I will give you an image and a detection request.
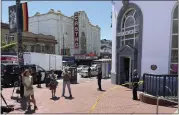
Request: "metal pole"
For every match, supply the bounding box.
[63,34,64,55]
[156,96,160,114]
[16,0,24,98]
[16,0,23,66]
[156,84,159,114]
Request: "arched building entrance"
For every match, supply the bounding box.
[116,2,143,84]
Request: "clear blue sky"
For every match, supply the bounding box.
[2,1,112,40]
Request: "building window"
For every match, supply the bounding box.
[31,45,35,52]
[45,45,50,53]
[4,34,8,44]
[9,35,15,42]
[41,45,45,53]
[170,4,178,74]
[118,8,139,47]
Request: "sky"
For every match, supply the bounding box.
[2,1,112,40]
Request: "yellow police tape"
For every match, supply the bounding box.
[89,80,144,113]
[121,80,144,86]
[1,42,17,49]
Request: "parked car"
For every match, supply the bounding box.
[80,67,98,78]
[1,63,19,86]
[23,64,48,84]
[1,63,49,86]
[77,65,88,72]
[91,64,101,71]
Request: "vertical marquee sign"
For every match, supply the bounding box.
[74,12,79,48]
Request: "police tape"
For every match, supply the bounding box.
[1,42,17,49]
[89,80,144,113]
[121,80,144,86]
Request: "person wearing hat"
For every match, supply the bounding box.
[22,69,38,110]
[62,68,72,98]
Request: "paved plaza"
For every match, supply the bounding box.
[1,76,177,114]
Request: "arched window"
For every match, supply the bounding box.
[119,8,140,47]
[170,4,178,74]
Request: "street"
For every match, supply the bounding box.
[1,76,177,114]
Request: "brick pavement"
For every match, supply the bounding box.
[1,78,177,114]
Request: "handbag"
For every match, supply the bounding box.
[54,80,58,86]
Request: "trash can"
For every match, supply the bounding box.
[69,67,77,84]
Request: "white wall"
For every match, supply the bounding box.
[29,11,101,56]
[112,1,176,75]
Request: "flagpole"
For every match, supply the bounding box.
[16,0,24,98]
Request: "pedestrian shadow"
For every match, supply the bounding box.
[98,89,106,92]
[64,96,74,100]
[70,82,79,84]
[50,96,60,101]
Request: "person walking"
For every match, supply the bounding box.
[22,69,38,110]
[97,68,102,91]
[88,66,91,78]
[37,71,42,88]
[49,70,58,98]
[62,68,73,98]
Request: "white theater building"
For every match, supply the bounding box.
[29,9,101,56]
[111,0,178,85]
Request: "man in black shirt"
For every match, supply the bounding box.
[97,68,102,91]
[88,67,91,78]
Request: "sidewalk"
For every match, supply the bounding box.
[1,79,177,114]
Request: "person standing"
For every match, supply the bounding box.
[97,68,102,91]
[49,70,58,98]
[88,66,91,78]
[37,71,42,88]
[62,68,73,98]
[22,69,38,110]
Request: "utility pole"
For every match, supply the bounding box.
[16,0,23,66]
[16,0,24,98]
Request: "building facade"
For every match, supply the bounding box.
[28,9,101,56]
[1,22,57,54]
[111,1,178,85]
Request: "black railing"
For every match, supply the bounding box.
[143,73,178,99]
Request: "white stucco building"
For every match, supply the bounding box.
[111,0,178,84]
[29,9,101,56]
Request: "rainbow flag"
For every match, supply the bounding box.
[19,2,28,32]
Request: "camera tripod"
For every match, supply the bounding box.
[1,93,14,114]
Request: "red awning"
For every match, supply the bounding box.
[86,52,96,56]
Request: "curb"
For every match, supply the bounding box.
[139,92,178,106]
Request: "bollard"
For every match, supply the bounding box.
[156,96,160,114]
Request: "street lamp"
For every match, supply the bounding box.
[63,32,68,55]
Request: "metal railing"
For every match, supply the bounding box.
[142,73,178,100]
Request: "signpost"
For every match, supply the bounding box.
[16,0,24,66]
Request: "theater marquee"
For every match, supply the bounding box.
[74,12,79,48]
